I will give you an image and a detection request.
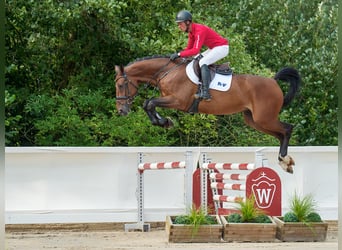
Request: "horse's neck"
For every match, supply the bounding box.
[128,59,171,83]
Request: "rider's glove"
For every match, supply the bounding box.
[170,52,180,61]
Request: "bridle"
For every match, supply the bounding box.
[115,72,139,105]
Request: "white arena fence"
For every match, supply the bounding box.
[5,146,337,224]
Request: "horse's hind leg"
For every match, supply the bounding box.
[243,110,295,173]
[277,122,294,169]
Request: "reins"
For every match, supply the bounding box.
[152,58,188,86]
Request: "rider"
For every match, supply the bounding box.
[170,10,229,101]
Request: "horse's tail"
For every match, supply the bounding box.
[274,67,301,107]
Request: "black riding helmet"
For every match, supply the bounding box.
[175,10,192,23]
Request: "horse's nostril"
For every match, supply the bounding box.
[119,109,128,116]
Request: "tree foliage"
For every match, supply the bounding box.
[5,0,337,146]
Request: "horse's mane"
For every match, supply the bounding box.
[127,55,170,66]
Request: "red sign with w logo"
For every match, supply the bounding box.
[246,167,281,216]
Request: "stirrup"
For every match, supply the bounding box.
[202,93,211,101]
[201,85,211,101]
[194,87,201,99]
[194,91,211,101]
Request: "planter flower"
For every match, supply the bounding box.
[274,192,328,242]
[220,196,276,242]
[166,206,223,243]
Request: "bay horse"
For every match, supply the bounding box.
[115,55,300,173]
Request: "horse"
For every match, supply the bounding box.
[114,55,301,173]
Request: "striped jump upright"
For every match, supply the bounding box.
[200,153,261,215]
[200,150,282,216]
[125,151,193,232]
[201,152,281,216]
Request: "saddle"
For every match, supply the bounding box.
[192,56,232,82]
[187,56,233,114]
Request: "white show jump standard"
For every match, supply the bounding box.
[125,151,194,232]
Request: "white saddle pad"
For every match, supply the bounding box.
[185,61,232,91]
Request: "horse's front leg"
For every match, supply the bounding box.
[143,98,174,128]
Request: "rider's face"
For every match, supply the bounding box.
[177,22,188,32]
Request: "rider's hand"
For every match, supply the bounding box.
[170,53,180,61]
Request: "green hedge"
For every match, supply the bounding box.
[5,0,337,146]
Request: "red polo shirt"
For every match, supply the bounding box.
[179,23,228,57]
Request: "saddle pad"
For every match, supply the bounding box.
[186,61,232,92]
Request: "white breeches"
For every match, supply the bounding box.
[199,45,229,67]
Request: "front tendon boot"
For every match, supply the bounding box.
[199,64,211,101]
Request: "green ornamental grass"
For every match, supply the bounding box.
[284,192,322,223]
[226,195,272,223]
[173,206,217,236]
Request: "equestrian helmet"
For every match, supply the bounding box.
[175,10,192,23]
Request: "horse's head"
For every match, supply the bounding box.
[114,65,139,116]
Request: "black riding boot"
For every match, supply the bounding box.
[198,64,211,101]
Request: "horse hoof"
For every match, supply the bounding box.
[163,117,174,129]
[279,155,295,174]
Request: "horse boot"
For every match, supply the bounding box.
[199,64,211,101]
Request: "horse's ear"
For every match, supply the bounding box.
[114,65,122,74]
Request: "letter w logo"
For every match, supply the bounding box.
[251,182,276,209]
[256,189,272,204]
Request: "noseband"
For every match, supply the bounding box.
[115,73,139,105]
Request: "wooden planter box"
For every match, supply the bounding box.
[273,216,328,242]
[220,215,277,242]
[165,215,223,243]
